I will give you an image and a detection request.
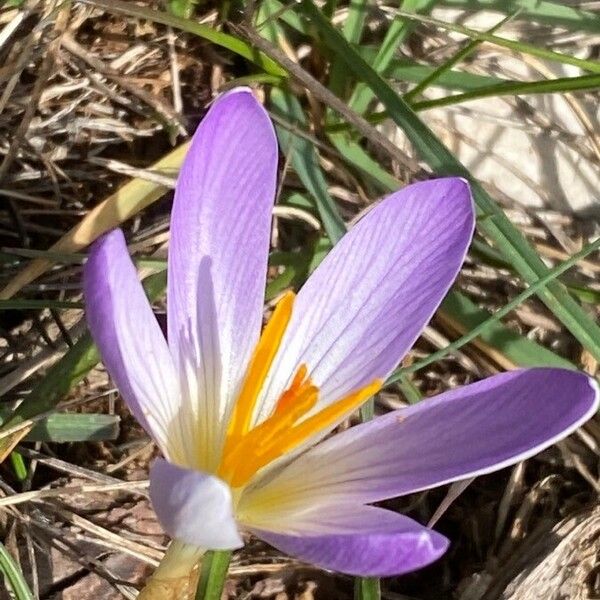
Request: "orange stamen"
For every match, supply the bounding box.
[273,364,309,415]
[225,291,294,442]
[216,290,383,489]
[269,379,382,459]
[219,382,318,484]
[221,377,382,488]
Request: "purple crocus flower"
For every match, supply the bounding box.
[84,88,598,585]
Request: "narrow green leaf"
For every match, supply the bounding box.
[271,88,346,243]
[412,73,600,111]
[355,73,600,126]
[404,11,516,103]
[256,0,308,35]
[354,577,380,600]
[389,236,600,379]
[265,244,317,301]
[0,271,167,459]
[0,542,34,600]
[470,239,598,305]
[396,374,423,404]
[349,0,438,114]
[24,413,120,442]
[10,451,28,482]
[168,0,199,18]
[357,51,504,91]
[301,0,600,362]
[392,10,600,74]
[7,334,100,426]
[0,247,166,269]
[329,134,401,192]
[0,299,83,310]
[565,284,600,305]
[328,0,369,95]
[440,291,574,369]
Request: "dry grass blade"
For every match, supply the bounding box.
[0,480,148,508]
[0,143,189,300]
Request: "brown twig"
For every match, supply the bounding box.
[235,23,422,174]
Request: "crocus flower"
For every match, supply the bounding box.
[84,88,598,593]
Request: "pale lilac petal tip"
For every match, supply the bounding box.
[253,508,449,576]
[168,87,278,412]
[150,459,243,550]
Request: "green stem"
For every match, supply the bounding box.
[354,577,380,600]
[195,550,232,600]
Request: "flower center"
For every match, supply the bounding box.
[217,291,381,488]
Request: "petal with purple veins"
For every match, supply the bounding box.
[167,88,278,468]
[255,178,474,429]
[250,504,448,576]
[245,368,598,506]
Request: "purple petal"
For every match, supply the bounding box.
[257,178,474,419]
[150,459,243,550]
[252,505,448,576]
[247,368,598,505]
[168,88,278,425]
[84,229,183,460]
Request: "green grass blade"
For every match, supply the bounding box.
[357,51,504,91]
[328,0,369,95]
[355,577,381,600]
[266,242,319,300]
[300,0,600,362]
[439,291,574,370]
[80,0,286,77]
[6,334,100,427]
[168,0,199,18]
[10,451,28,482]
[0,299,83,310]
[341,0,368,41]
[271,88,346,243]
[439,0,600,33]
[0,542,34,600]
[412,73,600,110]
[358,73,600,125]
[392,10,600,73]
[256,0,308,35]
[329,134,401,192]
[328,3,432,201]
[389,236,600,379]
[0,271,167,461]
[566,284,600,305]
[1,247,166,269]
[196,551,232,600]
[349,0,437,114]
[404,11,515,103]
